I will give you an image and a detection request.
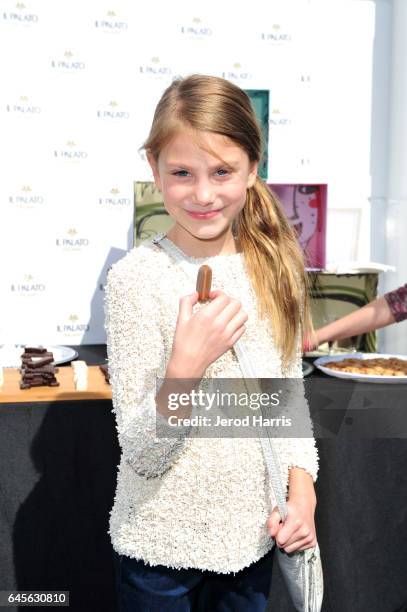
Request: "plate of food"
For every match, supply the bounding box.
[302,360,315,377]
[314,353,407,383]
[0,345,78,367]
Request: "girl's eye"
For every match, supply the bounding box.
[172,168,230,178]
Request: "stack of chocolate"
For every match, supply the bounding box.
[20,347,59,389]
[99,364,110,384]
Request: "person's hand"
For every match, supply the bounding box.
[169,289,248,377]
[302,330,319,353]
[267,499,317,553]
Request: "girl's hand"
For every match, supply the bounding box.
[169,289,248,376]
[267,499,317,553]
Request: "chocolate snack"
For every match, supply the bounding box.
[196,265,212,302]
[19,347,59,390]
[27,356,54,369]
[99,364,110,384]
[24,347,47,354]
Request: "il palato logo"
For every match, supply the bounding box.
[11,274,46,295]
[9,185,45,208]
[139,56,172,77]
[98,187,132,207]
[57,314,90,335]
[260,23,292,43]
[56,229,90,250]
[1,2,38,25]
[179,16,213,39]
[269,108,292,127]
[54,140,88,161]
[221,63,253,82]
[6,95,41,114]
[94,9,128,32]
[51,50,85,72]
[96,100,130,120]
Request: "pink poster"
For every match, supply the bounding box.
[268,184,327,269]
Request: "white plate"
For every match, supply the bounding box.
[302,360,315,377]
[0,345,78,367]
[314,352,407,384]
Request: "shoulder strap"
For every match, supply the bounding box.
[152,232,289,520]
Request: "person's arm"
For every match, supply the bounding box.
[383,283,407,323]
[267,349,319,552]
[312,296,395,349]
[104,260,197,479]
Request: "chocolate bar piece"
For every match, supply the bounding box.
[99,364,110,384]
[22,365,56,374]
[196,265,212,302]
[28,357,54,369]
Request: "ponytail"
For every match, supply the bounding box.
[235,178,312,365]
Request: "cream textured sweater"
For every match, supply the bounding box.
[104,233,319,574]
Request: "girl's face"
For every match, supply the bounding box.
[148,130,258,256]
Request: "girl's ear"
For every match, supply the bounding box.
[146,151,162,191]
[247,161,259,189]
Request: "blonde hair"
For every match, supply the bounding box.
[142,74,312,365]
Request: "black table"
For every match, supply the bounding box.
[1,346,407,612]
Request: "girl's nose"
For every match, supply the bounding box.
[193,178,215,205]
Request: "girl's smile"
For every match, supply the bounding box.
[186,209,221,220]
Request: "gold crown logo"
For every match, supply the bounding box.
[69,314,79,322]
[22,185,32,192]
[24,274,33,282]
[67,228,77,236]
[66,140,76,147]
[272,108,281,114]
[233,62,242,69]
[151,56,160,64]
[192,17,201,24]
[109,100,118,107]
[272,24,280,30]
[107,10,116,17]
[64,50,73,58]
[111,188,119,195]
[16,3,25,10]
[20,95,28,102]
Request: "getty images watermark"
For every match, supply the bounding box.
[154,378,315,439]
[165,387,291,427]
[154,377,407,439]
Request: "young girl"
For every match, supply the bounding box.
[105,74,319,611]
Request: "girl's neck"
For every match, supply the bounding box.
[165,226,241,259]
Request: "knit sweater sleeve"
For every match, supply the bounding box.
[274,345,319,492]
[104,255,191,479]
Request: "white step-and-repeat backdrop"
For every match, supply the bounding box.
[1,0,376,344]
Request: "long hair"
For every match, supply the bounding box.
[142,74,312,365]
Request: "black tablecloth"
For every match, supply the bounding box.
[1,346,407,612]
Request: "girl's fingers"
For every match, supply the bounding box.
[282,536,316,554]
[276,523,303,548]
[213,301,247,334]
[229,324,247,347]
[224,311,248,340]
[277,522,314,550]
[178,292,200,320]
[267,508,282,537]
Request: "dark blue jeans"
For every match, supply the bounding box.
[112,546,275,612]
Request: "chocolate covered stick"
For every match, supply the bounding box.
[196,265,212,302]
